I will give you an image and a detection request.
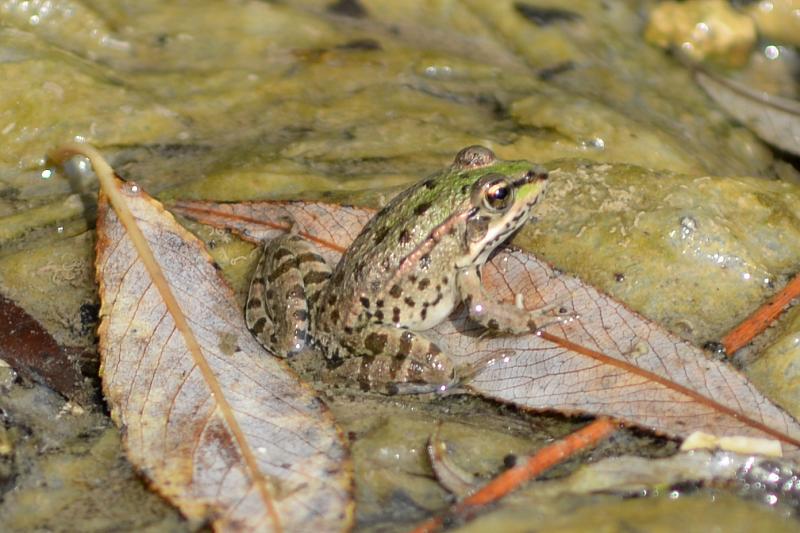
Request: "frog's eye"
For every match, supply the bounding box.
[481,176,514,212]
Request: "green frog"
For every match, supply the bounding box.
[246,146,552,393]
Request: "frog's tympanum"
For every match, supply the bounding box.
[246,146,551,393]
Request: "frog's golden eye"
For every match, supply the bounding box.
[483,177,513,212]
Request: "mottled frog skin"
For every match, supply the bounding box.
[246,146,550,393]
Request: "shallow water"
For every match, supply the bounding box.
[1,1,800,530]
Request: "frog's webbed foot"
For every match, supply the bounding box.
[327,326,459,395]
[457,266,577,335]
[246,233,331,357]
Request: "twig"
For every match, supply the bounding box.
[409,417,617,533]
[721,273,800,355]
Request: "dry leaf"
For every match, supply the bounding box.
[696,70,800,156]
[95,184,352,530]
[0,294,89,404]
[172,200,800,457]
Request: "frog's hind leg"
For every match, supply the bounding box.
[331,327,458,394]
[246,234,331,357]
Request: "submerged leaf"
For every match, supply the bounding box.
[96,185,352,530]
[696,70,800,156]
[0,294,88,403]
[172,200,800,457]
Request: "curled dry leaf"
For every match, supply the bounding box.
[95,182,352,530]
[0,294,88,404]
[695,70,800,156]
[172,200,800,457]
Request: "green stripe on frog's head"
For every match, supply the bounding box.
[454,150,548,267]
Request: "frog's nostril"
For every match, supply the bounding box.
[525,168,548,182]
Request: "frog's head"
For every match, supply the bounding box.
[453,146,548,267]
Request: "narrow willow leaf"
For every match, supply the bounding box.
[0,294,88,403]
[696,70,800,156]
[172,200,800,457]
[91,180,352,530]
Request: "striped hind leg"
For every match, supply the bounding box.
[246,233,331,357]
[326,326,458,394]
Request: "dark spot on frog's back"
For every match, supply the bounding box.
[247,297,262,310]
[414,202,431,216]
[398,229,411,244]
[373,224,390,245]
[389,284,402,298]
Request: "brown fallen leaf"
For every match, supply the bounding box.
[171,199,800,457]
[695,70,800,156]
[54,147,353,532]
[0,294,89,404]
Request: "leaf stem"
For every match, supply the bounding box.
[721,273,800,355]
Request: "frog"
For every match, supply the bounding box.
[245,145,554,394]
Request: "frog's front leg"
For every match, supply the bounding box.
[329,326,459,394]
[456,266,570,334]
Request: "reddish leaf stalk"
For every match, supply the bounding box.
[171,202,348,253]
[410,417,617,533]
[721,273,800,355]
